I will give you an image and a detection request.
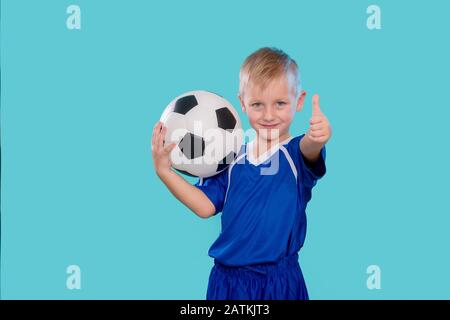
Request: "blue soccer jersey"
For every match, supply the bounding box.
[194,134,326,267]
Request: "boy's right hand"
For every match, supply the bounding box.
[151,121,177,177]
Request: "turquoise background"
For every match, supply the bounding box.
[1,0,449,299]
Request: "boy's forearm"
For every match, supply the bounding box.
[157,169,215,219]
[300,135,324,163]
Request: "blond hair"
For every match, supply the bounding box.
[239,47,300,99]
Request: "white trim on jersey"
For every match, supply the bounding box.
[224,152,246,203]
[198,177,204,186]
[279,145,298,182]
[246,136,294,166]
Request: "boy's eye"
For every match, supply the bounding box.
[276,101,286,107]
[251,103,262,108]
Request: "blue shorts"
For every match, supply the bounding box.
[206,254,309,300]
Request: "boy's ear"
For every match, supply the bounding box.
[238,94,246,113]
[296,90,307,112]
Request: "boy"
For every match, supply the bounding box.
[151,47,332,299]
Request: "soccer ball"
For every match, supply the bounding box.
[160,90,243,178]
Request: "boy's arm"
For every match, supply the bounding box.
[300,135,323,163]
[151,121,215,219]
[157,170,215,219]
[300,94,332,163]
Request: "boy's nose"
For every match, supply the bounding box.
[263,108,275,121]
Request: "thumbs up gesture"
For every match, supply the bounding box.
[306,94,332,146]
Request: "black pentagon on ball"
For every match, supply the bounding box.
[174,95,198,115]
[216,107,236,132]
[217,151,236,172]
[178,132,205,159]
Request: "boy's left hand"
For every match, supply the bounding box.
[306,94,332,146]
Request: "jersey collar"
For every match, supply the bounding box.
[246,135,293,166]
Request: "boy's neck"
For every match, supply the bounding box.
[254,132,292,158]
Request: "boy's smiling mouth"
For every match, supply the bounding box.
[260,123,280,129]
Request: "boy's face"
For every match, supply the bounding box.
[239,73,306,143]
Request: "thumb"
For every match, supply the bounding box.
[312,94,321,115]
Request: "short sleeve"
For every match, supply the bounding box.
[193,168,229,215]
[289,134,327,189]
